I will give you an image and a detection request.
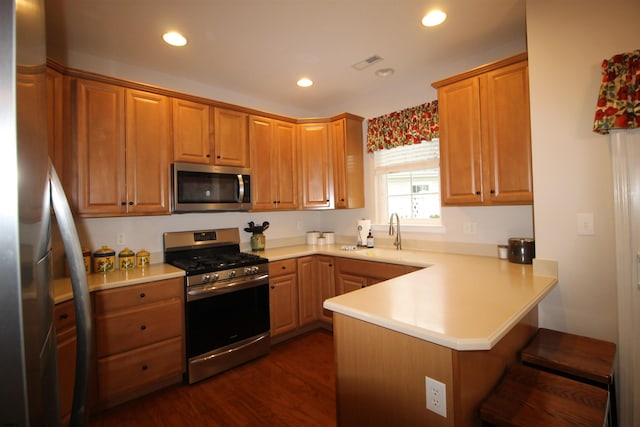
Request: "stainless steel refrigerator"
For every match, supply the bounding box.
[0,0,92,425]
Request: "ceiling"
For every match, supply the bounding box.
[45,0,527,118]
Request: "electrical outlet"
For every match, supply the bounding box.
[426,376,447,417]
[116,232,126,245]
[463,222,477,234]
[297,221,304,232]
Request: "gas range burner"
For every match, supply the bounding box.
[172,252,267,275]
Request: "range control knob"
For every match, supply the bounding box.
[244,266,259,275]
[203,274,211,283]
[228,270,237,279]
[211,273,219,282]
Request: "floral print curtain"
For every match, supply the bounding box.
[593,50,640,134]
[366,101,439,152]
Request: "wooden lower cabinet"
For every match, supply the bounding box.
[316,256,336,323]
[335,257,414,294]
[297,256,318,327]
[269,259,299,337]
[55,299,77,426]
[93,277,185,409]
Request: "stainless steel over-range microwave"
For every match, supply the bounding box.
[171,162,252,212]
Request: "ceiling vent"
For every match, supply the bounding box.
[352,55,384,71]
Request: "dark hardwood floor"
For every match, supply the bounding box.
[88,330,337,427]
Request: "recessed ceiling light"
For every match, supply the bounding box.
[162,31,187,47]
[375,68,395,78]
[297,78,313,88]
[421,10,447,27]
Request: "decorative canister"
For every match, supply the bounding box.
[93,246,115,273]
[136,249,150,268]
[118,247,135,270]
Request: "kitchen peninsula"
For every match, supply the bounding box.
[314,246,557,427]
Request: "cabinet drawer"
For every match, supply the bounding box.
[269,258,297,277]
[97,336,183,403]
[96,298,183,357]
[335,258,406,280]
[55,299,76,332]
[94,277,183,313]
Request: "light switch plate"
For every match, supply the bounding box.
[577,213,595,235]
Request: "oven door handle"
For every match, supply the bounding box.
[187,274,269,301]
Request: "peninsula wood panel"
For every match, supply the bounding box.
[334,314,454,426]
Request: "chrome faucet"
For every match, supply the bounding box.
[388,213,401,250]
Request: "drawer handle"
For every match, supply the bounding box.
[140,325,147,331]
[139,292,146,298]
[281,266,286,270]
[142,364,148,371]
[59,313,69,320]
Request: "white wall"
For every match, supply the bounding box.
[526,0,639,341]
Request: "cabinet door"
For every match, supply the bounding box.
[249,116,276,209]
[299,123,333,209]
[273,120,298,210]
[172,98,212,163]
[317,255,335,323]
[297,256,318,326]
[337,273,366,295]
[269,273,299,336]
[482,61,533,204]
[75,79,126,215]
[214,107,249,167]
[331,117,364,209]
[438,77,484,205]
[125,89,171,214]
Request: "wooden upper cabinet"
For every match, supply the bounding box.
[433,53,532,206]
[482,61,533,204]
[249,116,298,210]
[172,98,211,164]
[74,79,171,216]
[125,89,171,214]
[75,79,126,216]
[331,116,364,209]
[299,123,333,209]
[213,107,249,167]
[437,76,483,205]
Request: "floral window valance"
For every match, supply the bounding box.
[593,49,640,134]
[366,101,439,152]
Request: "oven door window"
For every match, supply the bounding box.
[186,284,270,358]
[177,171,241,204]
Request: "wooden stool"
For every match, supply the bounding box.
[520,328,617,426]
[479,363,609,426]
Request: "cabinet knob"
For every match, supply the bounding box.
[490,189,495,194]
[329,264,333,267]
[128,201,134,206]
[59,313,69,320]
[216,155,221,159]
[121,201,126,206]
[206,154,211,158]
[326,199,330,202]
[140,325,147,331]
[475,191,481,195]
[142,364,148,371]
[139,292,146,298]
[270,285,275,289]
[281,266,286,270]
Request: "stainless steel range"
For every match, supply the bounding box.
[163,228,270,384]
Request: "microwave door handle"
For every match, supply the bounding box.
[237,174,245,203]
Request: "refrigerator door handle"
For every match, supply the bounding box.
[49,161,92,427]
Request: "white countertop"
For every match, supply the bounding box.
[54,244,557,353]
[258,244,557,352]
[53,263,185,303]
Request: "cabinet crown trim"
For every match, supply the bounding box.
[431,52,528,89]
